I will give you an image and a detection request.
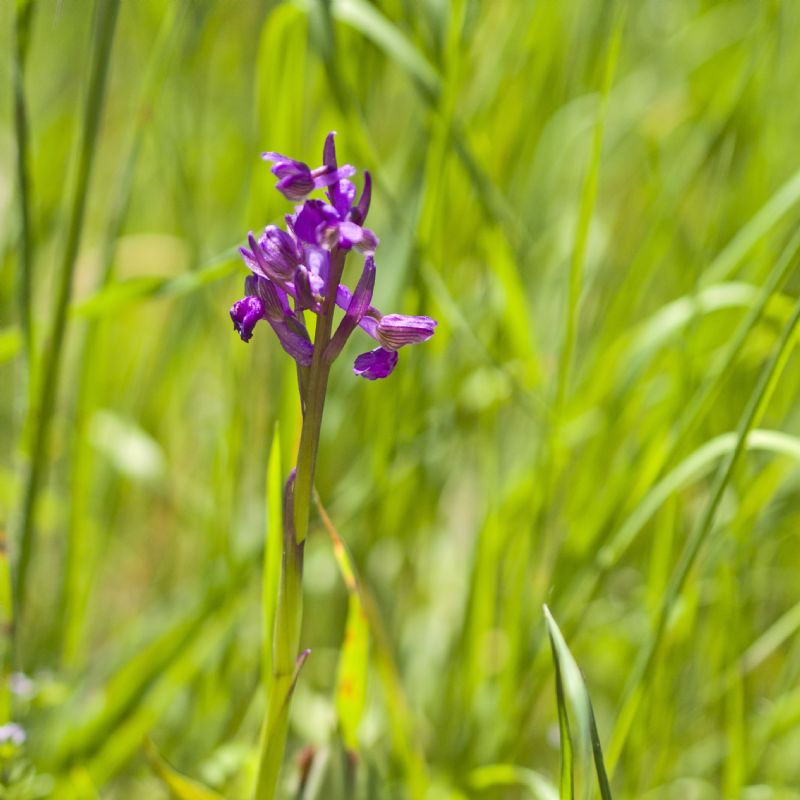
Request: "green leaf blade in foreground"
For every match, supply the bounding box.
[544,605,613,800]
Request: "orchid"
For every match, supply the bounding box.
[233,134,436,800]
[230,132,436,380]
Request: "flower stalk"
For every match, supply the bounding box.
[292,248,345,546]
[233,133,436,798]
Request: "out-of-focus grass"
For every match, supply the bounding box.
[3,0,800,797]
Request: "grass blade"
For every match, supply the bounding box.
[544,605,613,800]
[145,739,224,800]
[608,292,800,773]
[15,0,121,620]
[468,764,558,800]
[262,424,284,691]
[11,0,35,360]
[554,9,624,414]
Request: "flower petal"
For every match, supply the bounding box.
[249,274,293,320]
[351,170,372,224]
[293,266,320,312]
[326,257,376,361]
[259,225,302,281]
[269,317,314,366]
[331,178,357,218]
[354,227,379,255]
[230,295,266,342]
[376,314,437,350]
[323,132,337,170]
[336,220,364,250]
[261,153,316,200]
[353,347,399,380]
[292,200,339,245]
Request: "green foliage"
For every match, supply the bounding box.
[3,0,800,797]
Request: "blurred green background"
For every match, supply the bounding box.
[3,0,800,797]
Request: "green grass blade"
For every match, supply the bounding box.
[702,167,800,286]
[330,0,440,99]
[468,764,558,800]
[544,605,613,800]
[608,292,800,773]
[15,0,121,620]
[145,739,224,800]
[327,516,369,753]
[262,424,283,690]
[554,9,624,414]
[11,0,35,361]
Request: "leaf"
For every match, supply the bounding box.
[702,166,800,286]
[335,587,369,751]
[145,739,224,800]
[330,0,440,99]
[544,606,613,800]
[262,424,283,690]
[468,764,558,800]
[323,499,369,751]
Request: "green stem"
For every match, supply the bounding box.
[12,0,35,359]
[15,0,121,624]
[292,249,346,545]
[254,498,305,800]
[253,248,347,798]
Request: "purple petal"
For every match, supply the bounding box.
[292,200,339,245]
[260,225,302,280]
[269,318,314,366]
[376,314,437,350]
[305,246,330,288]
[261,153,317,200]
[230,295,266,342]
[323,132,337,170]
[310,164,356,192]
[336,283,380,339]
[326,257,376,361]
[250,275,293,320]
[331,178,357,218]
[337,220,365,250]
[293,266,319,312]
[276,173,315,201]
[353,347,399,380]
[351,171,372,224]
[354,227,378,255]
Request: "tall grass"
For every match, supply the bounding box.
[2,0,800,797]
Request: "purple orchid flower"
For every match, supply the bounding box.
[230,132,436,380]
[286,134,378,254]
[230,275,313,366]
[262,137,355,202]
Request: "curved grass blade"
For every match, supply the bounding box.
[607,293,800,774]
[331,531,369,753]
[544,606,612,800]
[145,739,224,800]
[468,764,558,800]
[330,0,440,100]
[544,606,611,800]
[702,167,800,286]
